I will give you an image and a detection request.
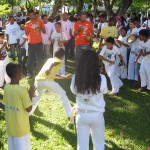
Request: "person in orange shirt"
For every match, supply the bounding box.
[25,10,46,78]
[74,12,93,65]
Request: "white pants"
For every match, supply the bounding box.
[76,112,105,150]
[128,52,138,81]
[140,61,150,90]
[30,80,72,117]
[105,64,123,94]
[116,54,127,79]
[0,65,11,87]
[8,134,31,150]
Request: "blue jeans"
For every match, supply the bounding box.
[10,43,19,60]
[27,42,44,75]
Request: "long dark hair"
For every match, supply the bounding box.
[75,50,101,94]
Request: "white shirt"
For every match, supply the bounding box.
[17,29,25,48]
[139,39,150,63]
[62,20,73,40]
[42,22,55,45]
[5,23,20,44]
[100,45,121,66]
[118,35,128,56]
[70,74,107,112]
[98,22,108,30]
[51,31,68,54]
[143,20,150,28]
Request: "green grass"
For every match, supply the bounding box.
[0,59,150,150]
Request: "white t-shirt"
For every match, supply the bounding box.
[143,20,150,28]
[42,22,55,45]
[98,22,108,30]
[118,35,128,56]
[51,31,68,54]
[139,39,150,63]
[62,20,73,40]
[5,23,20,44]
[100,45,121,66]
[17,29,25,48]
[70,74,107,112]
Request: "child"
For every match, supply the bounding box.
[127,19,142,83]
[17,23,28,66]
[0,32,10,87]
[50,22,68,75]
[116,26,129,79]
[5,16,20,61]
[134,29,150,91]
[70,50,108,150]
[2,62,34,150]
[30,48,72,119]
[99,37,127,95]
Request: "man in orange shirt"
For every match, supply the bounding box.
[25,10,46,78]
[74,12,93,64]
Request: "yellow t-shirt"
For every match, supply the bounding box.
[3,84,32,137]
[100,26,118,39]
[36,57,62,81]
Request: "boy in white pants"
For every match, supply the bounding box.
[99,37,127,95]
[0,32,11,87]
[30,48,72,119]
[3,63,34,150]
[134,29,150,91]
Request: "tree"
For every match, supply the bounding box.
[103,0,133,17]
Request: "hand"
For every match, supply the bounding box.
[65,74,73,79]
[134,59,138,64]
[124,63,127,68]
[116,40,122,45]
[142,52,148,57]
[109,61,115,65]
[50,39,55,43]
[78,26,85,32]
[28,86,36,99]
[135,53,138,56]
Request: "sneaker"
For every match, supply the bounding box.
[139,86,147,92]
[26,74,32,79]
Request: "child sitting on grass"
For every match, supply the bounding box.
[30,48,72,121]
[2,62,35,150]
[99,37,127,95]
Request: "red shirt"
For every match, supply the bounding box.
[74,20,93,46]
[25,19,45,44]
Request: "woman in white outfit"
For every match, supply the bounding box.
[70,50,108,150]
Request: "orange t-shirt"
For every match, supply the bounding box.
[25,19,45,44]
[74,20,93,46]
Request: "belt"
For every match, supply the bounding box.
[78,109,98,113]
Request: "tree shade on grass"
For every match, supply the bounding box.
[0,59,150,150]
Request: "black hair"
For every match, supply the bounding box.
[75,50,101,94]
[0,32,4,37]
[106,37,115,44]
[41,14,47,20]
[148,14,150,18]
[108,17,115,22]
[139,29,149,38]
[35,11,39,15]
[27,9,35,15]
[132,12,136,16]
[55,22,61,26]
[134,17,141,23]
[119,26,127,33]
[99,13,107,19]
[6,63,22,78]
[127,13,130,17]
[80,12,87,16]
[9,15,14,20]
[54,48,65,58]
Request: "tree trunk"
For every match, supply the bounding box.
[104,0,133,17]
[103,0,115,17]
[76,0,84,14]
[93,0,98,17]
[116,0,133,16]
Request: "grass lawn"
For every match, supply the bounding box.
[0,59,150,150]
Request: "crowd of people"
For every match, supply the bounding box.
[0,10,150,150]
